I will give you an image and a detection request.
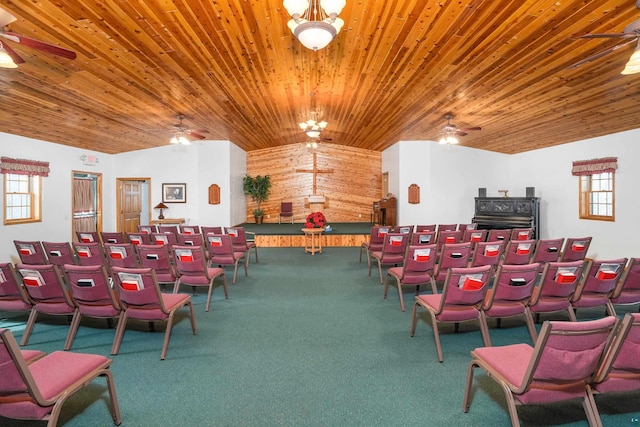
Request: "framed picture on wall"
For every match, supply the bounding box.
[162,183,187,203]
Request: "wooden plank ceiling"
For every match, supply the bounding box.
[1,0,639,155]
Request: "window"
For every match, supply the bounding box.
[579,171,614,221]
[4,173,42,224]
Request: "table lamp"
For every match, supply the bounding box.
[154,202,168,219]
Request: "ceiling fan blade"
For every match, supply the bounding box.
[0,7,16,27]
[578,33,637,39]
[187,131,207,140]
[1,41,25,64]
[4,32,77,59]
[567,37,638,69]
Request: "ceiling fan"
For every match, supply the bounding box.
[0,6,77,68]
[437,114,481,144]
[169,115,209,145]
[568,4,640,74]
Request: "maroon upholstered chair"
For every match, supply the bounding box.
[135,244,177,290]
[486,228,511,243]
[410,230,436,246]
[16,263,77,347]
[571,258,627,317]
[510,227,534,241]
[126,232,152,246]
[72,241,106,267]
[410,265,493,362]
[559,236,592,262]
[468,240,505,269]
[369,232,410,283]
[531,237,564,266]
[179,224,201,235]
[383,244,437,312]
[481,263,541,345]
[75,231,99,244]
[501,239,536,266]
[415,224,436,232]
[111,266,197,359]
[0,328,122,426]
[104,243,140,273]
[359,225,389,266]
[207,234,247,285]
[13,240,48,265]
[433,242,473,283]
[608,258,640,316]
[62,263,123,350]
[527,260,586,337]
[463,316,618,427]
[279,202,294,224]
[41,241,77,266]
[0,262,34,316]
[225,226,259,263]
[173,244,228,310]
[100,231,127,244]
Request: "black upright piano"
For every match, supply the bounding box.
[471,196,540,239]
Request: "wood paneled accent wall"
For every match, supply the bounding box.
[246,143,381,223]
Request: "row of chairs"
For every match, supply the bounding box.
[463,312,640,426]
[0,258,204,360]
[405,256,639,360]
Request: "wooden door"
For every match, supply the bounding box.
[120,180,143,233]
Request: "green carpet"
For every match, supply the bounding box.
[1,248,638,426]
[238,222,372,235]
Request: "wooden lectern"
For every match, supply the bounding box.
[372,197,396,227]
[307,194,326,213]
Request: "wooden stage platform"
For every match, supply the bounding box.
[240,222,371,248]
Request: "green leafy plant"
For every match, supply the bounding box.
[243,174,271,219]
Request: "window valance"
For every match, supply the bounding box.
[571,157,617,176]
[0,157,50,177]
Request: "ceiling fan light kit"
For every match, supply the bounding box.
[284,0,346,50]
[437,114,481,145]
[0,41,16,68]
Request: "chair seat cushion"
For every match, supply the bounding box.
[472,343,533,388]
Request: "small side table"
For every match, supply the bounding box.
[302,228,324,255]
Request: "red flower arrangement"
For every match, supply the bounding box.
[305,211,327,229]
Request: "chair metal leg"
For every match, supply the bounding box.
[20,309,39,346]
[64,310,82,351]
[462,360,479,412]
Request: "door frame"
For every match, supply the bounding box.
[116,177,151,231]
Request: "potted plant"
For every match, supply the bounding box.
[243,174,271,224]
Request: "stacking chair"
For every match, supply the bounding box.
[433,242,474,283]
[481,263,541,345]
[279,202,294,224]
[0,328,121,426]
[75,231,99,243]
[100,231,126,244]
[437,223,457,233]
[608,258,640,315]
[394,225,414,235]
[104,242,140,272]
[41,241,76,266]
[486,228,511,242]
[173,245,228,311]
[177,232,204,247]
[410,265,493,362]
[207,234,248,285]
[559,236,592,262]
[461,229,487,244]
[369,232,410,283]
[157,225,178,236]
[591,313,640,411]
[571,258,627,317]
[226,226,259,263]
[179,225,201,235]
[415,224,436,232]
[462,316,618,427]
[62,264,123,350]
[14,240,48,265]
[201,226,224,236]
[501,239,536,266]
[531,237,564,266]
[126,231,151,246]
[411,230,436,246]
[72,241,106,267]
[0,262,34,316]
[458,223,476,232]
[527,260,586,331]
[510,227,533,241]
[151,231,178,248]
[111,266,197,360]
[138,224,158,234]
[136,244,177,290]
[467,240,505,269]
[435,230,462,256]
[383,244,437,311]
[359,225,389,266]
[16,264,77,347]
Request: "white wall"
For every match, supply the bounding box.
[0,134,245,262]
[0,133,113,262]
[385,130,640,259]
